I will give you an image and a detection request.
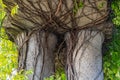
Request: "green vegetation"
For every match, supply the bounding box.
[44,69,66,80]
[112,0,120,25]
[73,0,83,13]
[103,1,120,80]
[104,26,120,80]
[0,0,120,80]
[0,29,17,79]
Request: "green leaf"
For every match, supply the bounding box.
[11,5,19,17]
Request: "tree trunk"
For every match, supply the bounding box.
[65,29,104,80]
[16,31,57,80]
[2,0,113,80]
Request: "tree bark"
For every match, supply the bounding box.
[65,29,104,80]
[16,31,57,80]
[2,0,113,80]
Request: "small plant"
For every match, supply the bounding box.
[44,68,66,80]
[73,0,83,14]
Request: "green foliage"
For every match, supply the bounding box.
[0,1,29,80]
[12,69,33,80]
[112,0,120,25]
[104,27,120,80]
[0,1,17,79]
[44,68,66,80]
[0,20,30,80]
[73,0,83,14]
[0,0,6,9]
[103,0,120,80]
[11,5,19,17]
[0,29,18,80]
